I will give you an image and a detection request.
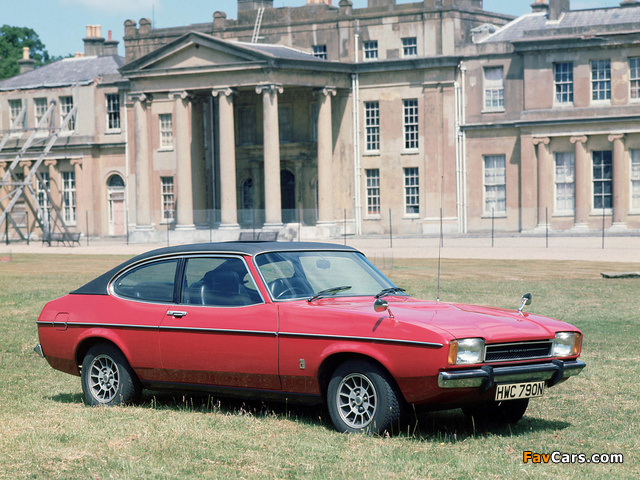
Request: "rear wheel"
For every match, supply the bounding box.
[81,343,141,406]
[462,398,529,425]
[327,360,401,434]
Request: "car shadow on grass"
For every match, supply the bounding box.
[48,392,85,404]
[135,390,570,439]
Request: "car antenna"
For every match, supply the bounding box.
[436,175,444,302]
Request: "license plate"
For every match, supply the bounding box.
[495,381,544,401]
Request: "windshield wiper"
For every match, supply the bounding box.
[308,285,352,302]
[375,287,406,299]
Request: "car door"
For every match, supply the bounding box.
[159,255,280,390]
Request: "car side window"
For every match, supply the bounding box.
[113,259,178,303]
[181,257,262,307]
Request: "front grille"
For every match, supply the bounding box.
[485,341,552,363]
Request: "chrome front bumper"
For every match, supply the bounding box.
[34,344,45,358]
[438,359,586,390]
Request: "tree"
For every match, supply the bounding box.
[0,25,56,80]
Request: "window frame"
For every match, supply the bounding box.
[36,171,51,222]
[631,149,640,212]
[592,150,613,211]
[483,154,507,216]
[59,96,75,132]
[363,40,378,61]
[630,57,640,101]
[483,66,505,112]
[312,45,327,60]
[402,99,419,151]
[365,168,381,217]
[34,97,48,131]
[106,93,121,132]
[364,101,380,153]
[553,62,574,106]
[403,167,420,216]
[161,176,175,223]
[591,59,611,103]
[159,113,174,150]
[62,171,77,224]
[402,37,417,57]
[554,152,575,215]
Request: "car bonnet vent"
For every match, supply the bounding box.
[485,341,552,363]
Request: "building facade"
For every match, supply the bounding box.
[1,0,639,242]
[0,26,127,238]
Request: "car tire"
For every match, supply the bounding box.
[462,398,529,425]
[327,360,401,434]
[81,343,142,406]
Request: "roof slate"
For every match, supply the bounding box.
[0,55,125,91]
[484,5,640,43]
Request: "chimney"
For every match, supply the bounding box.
[531,0,549,13]
[84,25,106,56]
[213,11,227,31]
[18,47,36,74]
[102,29,119,56]
[549,0,569,20]
[238,0,274,12]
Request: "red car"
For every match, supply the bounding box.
[35,242,585,434]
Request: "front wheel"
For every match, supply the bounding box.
[327,360,401,434]
[81,343,141,406]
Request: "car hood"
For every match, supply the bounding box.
[303,296,575,343]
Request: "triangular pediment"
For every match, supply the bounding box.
[120,32,269,74]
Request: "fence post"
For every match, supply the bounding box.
[5,213,9,245]
[344,208,347,246]
[491,208,495,248]
[545,207,548,249]
[602,207,606,249]
[389,208,393,248]
[26,211,30,246]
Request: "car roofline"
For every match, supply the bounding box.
[70,242,361,296]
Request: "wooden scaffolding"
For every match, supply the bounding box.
[0,99,78,245]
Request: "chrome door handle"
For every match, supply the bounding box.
[167,311,187,318]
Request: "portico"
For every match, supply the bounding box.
[121,32,349,241]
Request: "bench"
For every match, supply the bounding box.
[42,231,82,246]
[238,231,278,242]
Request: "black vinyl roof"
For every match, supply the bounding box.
[71,241,359,295]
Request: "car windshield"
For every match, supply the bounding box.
[255,250,400,300]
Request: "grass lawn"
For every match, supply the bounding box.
[0,254,638,479]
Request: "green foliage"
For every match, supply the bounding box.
[0,25,56,80]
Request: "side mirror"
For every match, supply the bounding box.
[374,298,389,313]
[518,293,532,313]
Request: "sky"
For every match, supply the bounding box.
[2,0,624,59]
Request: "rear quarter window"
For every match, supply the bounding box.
[113,259,178,303]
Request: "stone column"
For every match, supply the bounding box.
[132,93,152,229]
[43,159,57,229]
[570,135,589,230]
[257,84,283,227]
[316,87,336,225]
[190,100,207,226]
[170,91,195,230]
[608,133,627,230]
[533,137,551,232]
[70,159,83,229]
[212,87,239,229]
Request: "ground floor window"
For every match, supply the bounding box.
[161,176,175,222]
[36,172,51,222]
[592,150,612,210]
[403,167,419,215]
[365,169,380,216]
[554,152,575,214]
[62,171,76,224]
[631,150,640,210]
[483,154,506,215]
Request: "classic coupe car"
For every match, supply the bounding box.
[35,242,585,434]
